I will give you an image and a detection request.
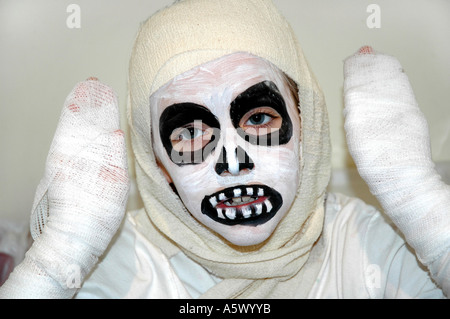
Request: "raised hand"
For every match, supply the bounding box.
[343,46,449,296]
[0,78,129,298]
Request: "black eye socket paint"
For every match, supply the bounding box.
[230,81,293,146]
[159,103,220,165]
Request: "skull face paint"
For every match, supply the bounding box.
[150,52,301,246]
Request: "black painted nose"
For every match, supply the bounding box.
[215,146,254,176]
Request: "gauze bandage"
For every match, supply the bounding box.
[128,0,331,298]
[344,47,450,296]
[0,79,129,298]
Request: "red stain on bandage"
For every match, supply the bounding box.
[358,46,374,55]
[99,166,128,184]
[113,130,124,137]
[68,103,80,113]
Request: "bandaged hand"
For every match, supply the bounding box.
[343,46,450,296]
[0,78,129,298]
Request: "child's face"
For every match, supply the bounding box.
[150,53,301,246]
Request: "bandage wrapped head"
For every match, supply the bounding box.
[128,0,331,297]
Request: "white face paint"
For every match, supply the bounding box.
[150,52,301,246]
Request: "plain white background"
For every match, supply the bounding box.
[1,0,449,221]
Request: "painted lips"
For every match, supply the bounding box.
[201,184,282,226]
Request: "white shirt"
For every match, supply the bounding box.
[75,193,444,299]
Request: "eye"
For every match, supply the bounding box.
[246,113,272,126]
[239,107,282,135]
[170,121,215,153]
[177,127,204,140]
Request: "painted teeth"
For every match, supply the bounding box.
[209,186,274,221]
[242,206,252,218]
[215,199,273,221]
[265,200,272,213]
[225,208,236,220]
[209,197,218,207]
[257,188,264,197]
[217,209,226,219]
[255,203,263,216]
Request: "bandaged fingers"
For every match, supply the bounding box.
[343,47,450,275]
[30,128,128,294]
[31,78,129,245]
[343,46,433,183]
[1,78,129,298]
[47,128,128,218]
